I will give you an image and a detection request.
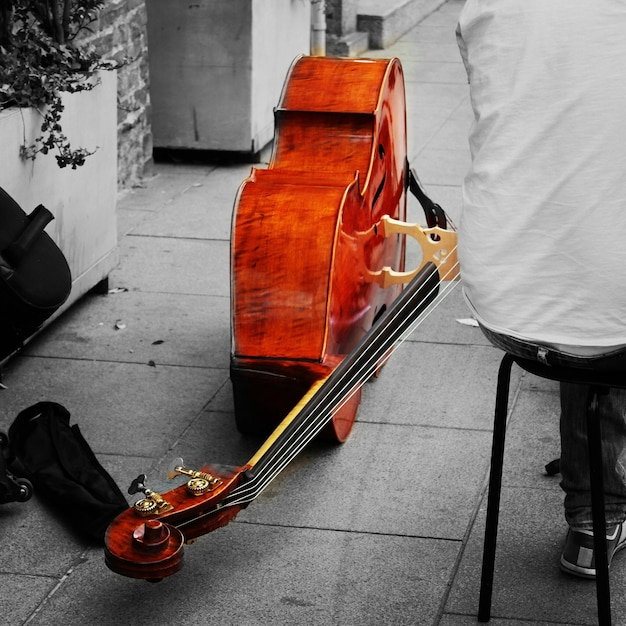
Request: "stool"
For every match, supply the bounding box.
[478,350,626,625]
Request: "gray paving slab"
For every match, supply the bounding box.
[0,356,229,458]
[403,80,468,109]
[401,58,469,87]
[247,423,489,539]
[408,108,457,162]
[409,109,471,157]
[151,413,260,477]
[401,20,461,44]
[520,367,564,393]
[425,106,474,154]
[115,164,216,236]
[502,388,562,490]
[110,236,230,297]
[130,162,216,203]
[130,163,252,241]
[22,290,230,369]
[0,574,57,626]
[402,286,488,346]
[137,332,496,546]
[381,38,464,64]
[0,497,86,578]
[26,525,459,626]
[360,341,518,431]
[169,413,491,540]
[445,486,626,624]
[412,146,472,187]
[440,617,580,626]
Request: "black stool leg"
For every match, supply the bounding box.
[587,387,612,626]
[478,353,515,622]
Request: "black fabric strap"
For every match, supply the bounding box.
[406,163,447,229]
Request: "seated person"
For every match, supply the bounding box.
[456,0,626,578]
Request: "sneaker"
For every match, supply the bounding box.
[560,522,626,579]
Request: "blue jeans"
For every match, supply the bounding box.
[560,383,626,529]
[479,325,626,530]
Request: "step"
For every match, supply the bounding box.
[327,29,370,57]
[358,0,448,49]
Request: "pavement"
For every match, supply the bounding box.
[0,1,622,625]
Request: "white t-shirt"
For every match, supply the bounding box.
[456,0,626,353]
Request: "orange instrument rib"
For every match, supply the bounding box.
[230,55,409,442]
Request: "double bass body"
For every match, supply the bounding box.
[103,56,456,582]
[230,56,409,442]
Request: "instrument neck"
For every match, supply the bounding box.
[223,262,441,509]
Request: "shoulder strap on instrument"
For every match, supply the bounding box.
[406,163,448,230]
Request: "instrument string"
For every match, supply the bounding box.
[221,253,461,510]
[225,212,459,495]
[235,224,460,481]
[174,229,462,537]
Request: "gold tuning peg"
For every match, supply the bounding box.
[128,473,172,517]
[166,458,222,496]
[166,457,188,480]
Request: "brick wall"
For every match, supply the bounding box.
[83,0,153,190]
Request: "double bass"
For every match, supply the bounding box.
[104,56,458,580]
[231,54,453,441]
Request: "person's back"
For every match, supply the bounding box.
[456,0,626,581]
[456,0,626,353]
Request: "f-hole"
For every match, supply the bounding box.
[372,144,387,209]
[372,174,386,208]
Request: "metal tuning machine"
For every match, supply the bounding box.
[166,457,222,497]
[128,473,173,517]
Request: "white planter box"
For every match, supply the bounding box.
[0,70,119,319]
[146,0,311,154]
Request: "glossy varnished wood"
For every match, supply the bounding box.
[103,57,454,581]
[231,56,408,440]
[103,260,443,581]
[104,465,247,580]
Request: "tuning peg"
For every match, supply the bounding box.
[166,457,187,480]
[165,458,222,496]
[127,473,172,517]
[128,473,148,496]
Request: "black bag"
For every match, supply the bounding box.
[8,402,128,543]
[0,187,72,358]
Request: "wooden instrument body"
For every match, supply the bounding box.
[230,56,408,441]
